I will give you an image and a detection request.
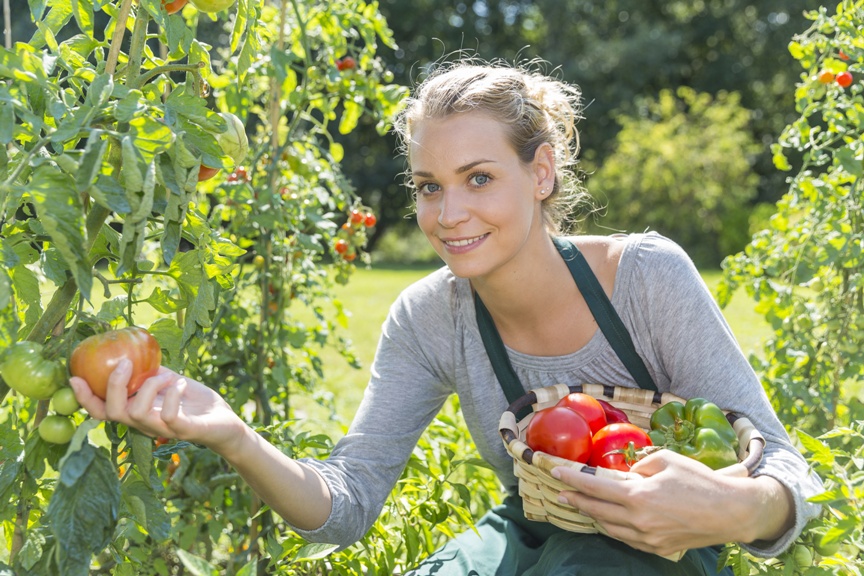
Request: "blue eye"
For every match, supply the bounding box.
[418,182,441,195]
[470,173,490,186]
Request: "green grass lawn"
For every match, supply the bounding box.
[306,265,771,429]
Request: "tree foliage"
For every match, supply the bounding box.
[588,87,760,266]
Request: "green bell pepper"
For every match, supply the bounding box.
[648,398,739,470]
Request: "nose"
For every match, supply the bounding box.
[437,189,470,228]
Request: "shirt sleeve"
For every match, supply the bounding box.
[625,233,823,558]
[288,273,455,547]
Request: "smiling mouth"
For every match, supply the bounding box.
[442,234,488,248]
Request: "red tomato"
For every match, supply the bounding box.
[334,239,349,254]
[350,209,364,224]
[836,71,854,88]
[597,399,630,424]
[555,393,607,434]
[69,327,162,400]
[839,50,850,61]
[364,212,377,227]
[588,423,652,471]
[336,56,357,71]
[525,406,593,463]
[198,165,220,181]
[162,0,187,13]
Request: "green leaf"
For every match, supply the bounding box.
[290,543,339,562]
[121,475,171,542]
[76,130,107,193]
[835,145,863,177]
[797,428,835,466]
[27,166,92,300]
[47,444,120,576]
[129,428,153,481]
[92,174,132,213]
[87,73,113,107]
[175,549,219,576]
[339,98,363,135]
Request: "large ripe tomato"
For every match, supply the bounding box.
[69,327,162,400]
[525,406,593,463]
[555,392,607,434]
[588,423,652,471]
[0,341,65,400]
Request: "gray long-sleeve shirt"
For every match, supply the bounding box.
[294,232,822,557]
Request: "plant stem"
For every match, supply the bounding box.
[131,62,204,90]
[106,0,135,76]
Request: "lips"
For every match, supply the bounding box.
[442,234,488,248]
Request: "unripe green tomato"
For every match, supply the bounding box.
[51,387,80,415]
[188,0,235,13]
[216,112,248,164]
[39,415,76,444]
[813,538,841,557]
[0,341,65,400]
[792,543,813,568]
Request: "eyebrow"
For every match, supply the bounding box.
[412,159,496,179]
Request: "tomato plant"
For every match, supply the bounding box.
[69,327,162,400]
[588,423,652,471]
[0,341,65,400]
[555,392,607,434]
[525,406,593,463]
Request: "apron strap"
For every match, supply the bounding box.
[475,236,658,413]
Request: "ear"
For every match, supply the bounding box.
[531,143,555,199]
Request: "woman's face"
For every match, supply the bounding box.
[409,112,551,280]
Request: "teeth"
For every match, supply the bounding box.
[444,236,483,247]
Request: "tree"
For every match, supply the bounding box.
[587,87,760,267]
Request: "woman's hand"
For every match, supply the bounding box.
[552,449,793,557]
[69,359,246,455]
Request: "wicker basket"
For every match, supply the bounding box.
[498,383,766,562]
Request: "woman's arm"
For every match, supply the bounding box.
[70,359,332,531]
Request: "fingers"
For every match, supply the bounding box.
[104,358,134,421]
[69,376,107,420]
[160,377,187,428]
[126,371,176,422]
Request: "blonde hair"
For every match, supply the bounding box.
[394,59,589,233]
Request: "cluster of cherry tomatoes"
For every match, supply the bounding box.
[333,208,376,261]
[225,166,250,184]
[817,50,855,88]
[524,392,652,472]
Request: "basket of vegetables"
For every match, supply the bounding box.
[498,383,765,561]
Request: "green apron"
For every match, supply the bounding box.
[407,495,731,575]
[408,237,732,574]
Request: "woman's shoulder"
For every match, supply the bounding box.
[388,265,468,321]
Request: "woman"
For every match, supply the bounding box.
[70,60,822,575]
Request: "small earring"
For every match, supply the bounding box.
[540,188,547,196]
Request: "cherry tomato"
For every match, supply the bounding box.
[364,212,377,227]
[839,50,850,61]
[69,327,162,400]
[818,70,835,84]
[334,239,349,254]
[336,56,357,71]
[555,393,607,434]
[350,210,364,224]
[588,423,652,471]
[162,0,187,13]
[836,71,854,88]
[525,406,593,463]
[343,251,357,262]
[51,387,81,415]
[253,254,265,269]
[39,415,76,444]
[198,165,220,181]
